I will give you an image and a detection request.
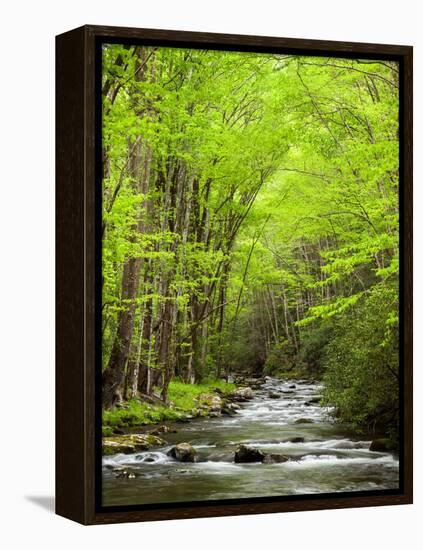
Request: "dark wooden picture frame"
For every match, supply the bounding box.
[56,24,413,525]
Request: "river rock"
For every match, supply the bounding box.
[168,442,197,462]
[113,467,139,479]
[244,378,265,388]
[197,393,223,412]
[178,416,192,423]
[222,402,241,416]
[289,436,305,443]
[262,453,289,464]
[369,438,397,452]
[221,402,237,415]
[268,391,281,399]
[305,397,321,405]
[288,384,296,389]
[294,418,314,424]
[230,387,254,401]
[149,424,177,436]
[234,444,265,463]
[102,434,166,456]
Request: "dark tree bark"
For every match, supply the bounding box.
[102,257,142,408]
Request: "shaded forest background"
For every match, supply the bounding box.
[101,45,399,437]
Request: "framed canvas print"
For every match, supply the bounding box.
[56,25,413,525]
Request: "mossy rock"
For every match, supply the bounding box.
[294,418,314,424]
[197,393,222,411]
[102,433,166,456]
[168,442,197,462]
[230,387,254,401]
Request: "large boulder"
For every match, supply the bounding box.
[262,453,289,464]
[369,438,397,452]
[234,444,265,463]
[168,442,197,462]
[230,387,254,401]
[102,434,166,456]
[197,393,222,412]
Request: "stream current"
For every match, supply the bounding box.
[102,377,399,506]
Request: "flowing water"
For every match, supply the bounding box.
[102,378,399,506]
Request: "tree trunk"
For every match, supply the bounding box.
[102,257,142,408]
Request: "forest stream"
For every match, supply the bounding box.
[102,378,399,506]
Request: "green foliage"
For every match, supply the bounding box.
[263,340,297,376]
[297,321,334,374]
[167,379,235,410]
[103,399,182,428]
[322,284,399,436]
[102,379,235,429]
[102,426,113,437]
[101,45,399,439]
